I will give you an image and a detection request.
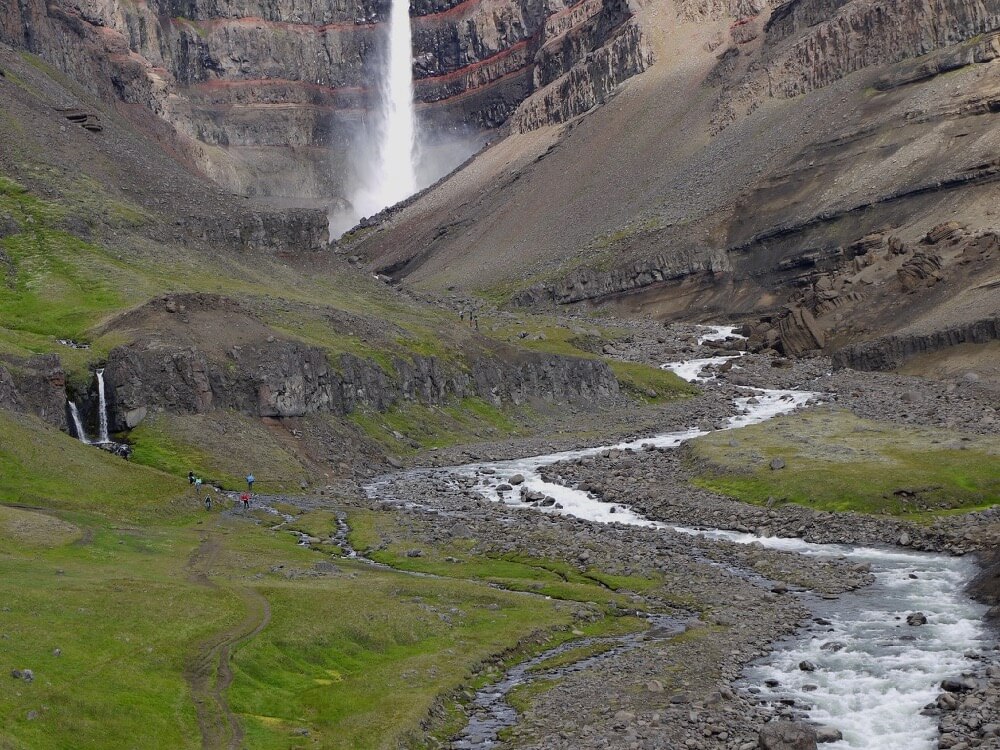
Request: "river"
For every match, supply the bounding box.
[381,327,990,748]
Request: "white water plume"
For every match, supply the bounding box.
[68,401,89,444]
[329,0,482,239]
[347,0,418,222]
[96,369,110,444]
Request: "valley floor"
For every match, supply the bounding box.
[2,323,998,750]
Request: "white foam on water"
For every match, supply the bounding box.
[662,356,739,382]
[437,350,988,748]
[696,324,746,345]
[676,527,987,749]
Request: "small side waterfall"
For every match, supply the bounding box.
[95,369,110,444]
[68,401,89,444]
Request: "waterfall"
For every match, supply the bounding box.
[378,0,418,206]
[68,401,89,444]
[343,0,418,224]
[95,369,110,444]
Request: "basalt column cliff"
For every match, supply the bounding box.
[1,0,650,208]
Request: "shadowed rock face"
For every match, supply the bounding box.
[102,340,620,428]
[0,355,67,428]
[0,0,649,205]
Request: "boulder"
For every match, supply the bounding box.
[508,474,525,485]
[759,721,818,750]
[925,222,963,244]
[906,612,928,626]
[897,252,943,291]
[777,307,825,355]
[815,726,843,743]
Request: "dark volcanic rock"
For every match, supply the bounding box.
[759,721,818,750]
[103,341,619,430]
[0,353,67,428]
[832,317,1000,372]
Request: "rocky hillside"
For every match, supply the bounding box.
[0,0,648,207]
[0,46,680,485]
[347,0,999,373]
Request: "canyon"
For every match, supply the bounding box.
[0,0,998,747]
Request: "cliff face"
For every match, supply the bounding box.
[0,0,649,206]
[346,0,999,368]
[101,340,620,429]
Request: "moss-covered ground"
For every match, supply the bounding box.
[689,408,1000,519]
[0,412,676,749]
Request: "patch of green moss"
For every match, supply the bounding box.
[690,408,1000,518]
[608,360,699,403]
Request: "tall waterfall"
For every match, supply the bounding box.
[96,369,110,444]
[343,0,418,224]
[378,0,418,206]
[68,401,89,444]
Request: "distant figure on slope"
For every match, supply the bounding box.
[204,495,212,511]
[246,473,255,492]
[194,477,203,492]
[188,471,195,485]
[240,491,251,509]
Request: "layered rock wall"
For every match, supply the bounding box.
[832,318,1000,372]
[0,0,651,201]
[102,341,620,429]
[513,247,730,306]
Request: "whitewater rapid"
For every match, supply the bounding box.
[441,326,988,748]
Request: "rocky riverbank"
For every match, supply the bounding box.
[240,321,1000,749]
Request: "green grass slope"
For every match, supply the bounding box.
[689,408,1000,518]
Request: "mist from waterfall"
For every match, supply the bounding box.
[328,0,481,239]
[345,0,418,223]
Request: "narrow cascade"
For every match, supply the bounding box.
[95,369,110,444]
[68,401,89,444]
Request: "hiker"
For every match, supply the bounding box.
[474,315,479,330]
[240,491,251,509]
[246,473,255,492]
[188,471,195,485]
[194,477,203,492]
[204,495,212,511]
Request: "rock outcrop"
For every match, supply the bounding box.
[102,341,619,430]
[776,306,825,355]
[513,248,730,306]
[0,354,67,428]
[832,318,1000,372]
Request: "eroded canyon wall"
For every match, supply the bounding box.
[0,0,649,206]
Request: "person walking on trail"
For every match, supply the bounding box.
[194,477,203,492]
[188,471,195,485]
[240,491,251,509]
[204,495,212,511]
[246,473,255,492]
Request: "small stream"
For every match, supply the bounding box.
[370,326,990,748]
[453,615,685,749]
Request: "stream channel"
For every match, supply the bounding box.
[375,327,990,749]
